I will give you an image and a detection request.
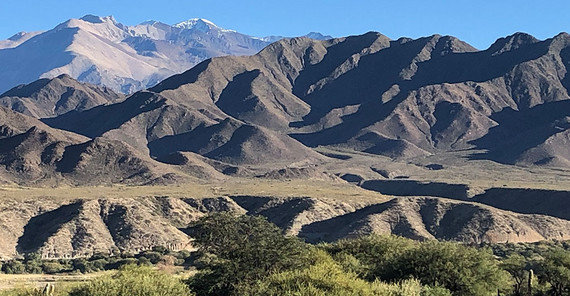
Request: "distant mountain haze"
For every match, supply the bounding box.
[0,15,332,94]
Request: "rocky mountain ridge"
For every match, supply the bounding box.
[3,194,570,260]
[0,74,123,118]
[39,31,570,169]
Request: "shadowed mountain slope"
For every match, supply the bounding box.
[298,196,570,243]
[0,74,123,118]
[0,106,190,185]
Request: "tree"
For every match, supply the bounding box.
[537,249,570,296]
[138,251,162,264]
[186,213,311,296]
[42,261,67,274]
[500,254,528,296]
[23,252,43,274]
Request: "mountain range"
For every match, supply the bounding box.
[0,15,331,94]
[2,25,570,257]
[37,31,570,168]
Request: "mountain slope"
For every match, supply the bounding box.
[42,31,570,168]
[141,32,570,167]
[298,196,570,243]
[0,106,190,185]
[0,74,123,118]
[45,93,325,167]
[3,194,570,259]
[1,196,243,259]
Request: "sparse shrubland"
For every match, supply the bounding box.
[0,247,193,275]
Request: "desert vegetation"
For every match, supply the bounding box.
[0,247,192,275]
[2,213,570,295]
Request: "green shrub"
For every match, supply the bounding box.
[0,284,69,296]
[139,251,162,264]
[68,264,191,296]
[71,258,88,273]
[421,286,452,296]
[239,250,432,296]
[83,259,107,273]
[24,262,43,274]
[42,261,67,274]
[137,257,151,266]
[151,246,169,255]
[385,241,509,296]
[2,260,25,274]
[322,235,417,280]
[115,258,138,268]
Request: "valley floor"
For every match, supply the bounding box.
[0,272,104,291]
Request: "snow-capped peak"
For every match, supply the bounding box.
[173,18,220,32]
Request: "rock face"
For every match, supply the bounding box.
[0,74,123,118]
[0,15,331,94]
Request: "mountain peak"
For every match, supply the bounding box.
[305,32,333,40]
[8,32,28,41]
[139,20,159,26]
[173,18,220,32]
[488,32,539,55]
[80,14,117,25]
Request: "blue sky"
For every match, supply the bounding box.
[0,0,568,49]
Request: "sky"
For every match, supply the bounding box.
[0,0,569,49]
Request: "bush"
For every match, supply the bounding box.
[42,261,67,274]
[151,246,169,255]
[139,251,162,264]
[0,283,69,296]
[385,241,509,296]
[0,288,44,296]
[239,250,444,296]
[2,260,25,274]
[421,286,453,296]
[115,258,138,268]
[68,264,191,296]
[137,257,151,266]
[323,235,417,280]
[84,259,108,273]
[71,258,88,273]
